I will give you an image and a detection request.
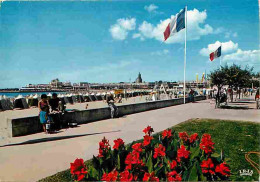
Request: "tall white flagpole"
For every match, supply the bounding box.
[219,56,221,69]
[184,6,187,104]
[219,43,222,69]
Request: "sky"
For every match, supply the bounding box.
[0,0,259,88]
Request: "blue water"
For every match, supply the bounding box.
[0,92,66,98]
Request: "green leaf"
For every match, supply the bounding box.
[211,153,220,158]
[154,165,163,176]
[154,159,160,169]
[117,154,120,171]
[190,146,201,160]
[88,166,99,180]
[146,151,153,173]
[92,155,100,169]
[182,160,197,181]
[188,162,199,181]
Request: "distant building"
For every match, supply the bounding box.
[50,78,62,88]
[72,82,90,90]
[135,72,142,83]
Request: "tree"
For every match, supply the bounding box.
[209,64,254,102]
[208,68,227,96]
[221,64,253,101]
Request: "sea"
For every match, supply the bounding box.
[0,92,66,98]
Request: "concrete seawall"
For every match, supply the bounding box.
[7,96,206,137]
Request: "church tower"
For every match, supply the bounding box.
[135,72,142,83]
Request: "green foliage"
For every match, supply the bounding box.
[209,64,254,90]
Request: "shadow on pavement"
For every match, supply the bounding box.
[220,105,253,110]
[0,130,121,148]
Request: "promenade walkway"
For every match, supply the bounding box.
[0,99,259,181]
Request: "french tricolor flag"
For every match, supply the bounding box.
[209,46,221,61]
[164,8,186,41]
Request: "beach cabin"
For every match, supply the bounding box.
[13,95,29,109]
[0,96,13,111]
[88,93,96,102]
[76,94,84,103]
[96,93,102,101]
[83,93,91,102]
[101,92,106,101]
[27,94,39,107]
[66,94,74,104]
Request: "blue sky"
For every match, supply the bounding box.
[0,0,259,88]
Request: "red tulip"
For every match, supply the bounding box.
[215,162,231,176]
[200,134,215,154]
[162,129,172,139]
[143,125,154,136]
[70,158,88,181]
[201,158,215,175]
[143,172,159,182]
[179,132,189,142]
[143,135,153,147]
[153,144,166,159]
[113,138,124,150]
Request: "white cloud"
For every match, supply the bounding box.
[110,18,136,40]
[144,4,158,13]
[135,9,215,44]
[151,49,169,56]
[224,31,238,39]
[213,27,224,34]
[132,33,144,41]
[117,18,136,30]
[110,24,128,40]
[199,40,238,56]
[223,49,260,66]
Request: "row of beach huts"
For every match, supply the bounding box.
[0,90,151,111]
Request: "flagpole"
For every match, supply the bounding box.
[219,43,222,69]
[184,5,187,104]
[219,53,222,69]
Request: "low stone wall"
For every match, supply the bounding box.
[7,96,206,137]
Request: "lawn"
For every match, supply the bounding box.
[39,118,260,181]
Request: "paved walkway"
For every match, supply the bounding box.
[0,99,259,181]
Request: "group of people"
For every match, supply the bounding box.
[210,87,260,108]
[38,93,64,133]
[38,92,121,133]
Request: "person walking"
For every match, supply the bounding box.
[106,93,118,118]
[38,94,50,133]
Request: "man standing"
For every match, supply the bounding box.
[189,89,195,102]
[49,93,62,130]
[106,93,118,118]
[49,93,60,112]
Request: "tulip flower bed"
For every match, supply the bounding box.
[40,119,260,182]
[69,125,231,181]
